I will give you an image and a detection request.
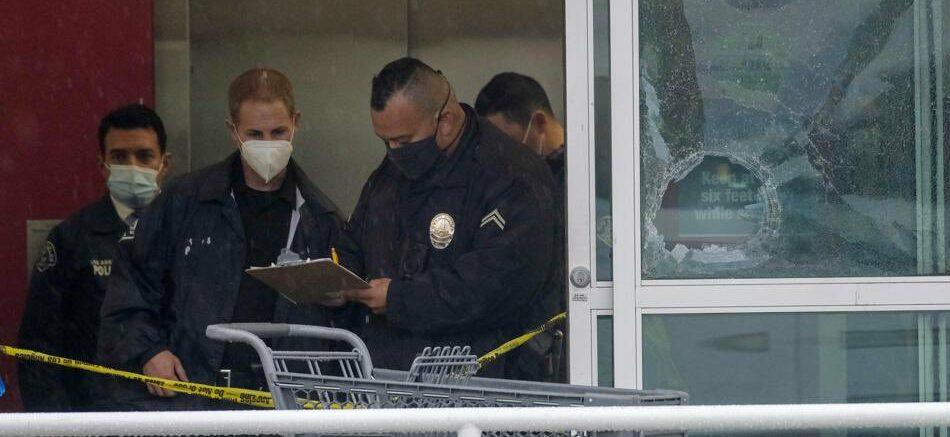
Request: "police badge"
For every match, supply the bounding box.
[429,213,455,249]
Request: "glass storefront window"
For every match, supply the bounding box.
[645,311,948,401]
[638,0,948,279]
[643,311,950,435]
[594,0,613,281]
[597,315,614,387]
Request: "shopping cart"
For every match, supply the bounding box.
[206,323,687,437]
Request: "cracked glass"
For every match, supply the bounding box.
[639,0,949,279]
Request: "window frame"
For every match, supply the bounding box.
[608,0,950,390]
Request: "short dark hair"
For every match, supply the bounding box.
[97,104,167,155]
[474,72,554,127]
[371,57,442,112]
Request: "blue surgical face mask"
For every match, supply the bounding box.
[107,164,161,209]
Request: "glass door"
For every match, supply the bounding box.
[565,0,614,385]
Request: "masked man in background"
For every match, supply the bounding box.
[18,104,170,411]
[475,73,568,382]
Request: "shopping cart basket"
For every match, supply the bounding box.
[206,323,687,437]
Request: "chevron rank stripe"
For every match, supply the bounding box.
[480,208,506,230]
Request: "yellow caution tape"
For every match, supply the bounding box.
[477,312,566,367]
[0,345,274,408]
[4,312,567,408]
[1,345,365,410]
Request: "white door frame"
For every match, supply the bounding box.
[564,0,596,386]
[609,0,638,389]
[565,0,629,386]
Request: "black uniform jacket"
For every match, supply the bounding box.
[18,195,127,411]
[540,147,566,321]
[506,147,568,382]
[98,152,341,410]
[337,105,558,376]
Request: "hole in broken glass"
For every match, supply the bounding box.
[644,151,782,271]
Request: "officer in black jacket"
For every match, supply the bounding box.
[98,68,342,410]
[336,58,557,377]
[18,104,171,411]
[475,73,568,382]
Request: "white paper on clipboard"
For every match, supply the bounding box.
[246,258,369,305]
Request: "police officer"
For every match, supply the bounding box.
[98,68,342,410]
[18,104,171,411]
[475,73,566,212]
[475,73,567,381]
[336,58,557,377]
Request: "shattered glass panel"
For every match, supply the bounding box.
[639,0,949,279]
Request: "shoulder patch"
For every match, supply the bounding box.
[35,241,58,272]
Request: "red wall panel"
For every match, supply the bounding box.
[0,0,154,411]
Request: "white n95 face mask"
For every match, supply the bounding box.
[107,164,161,209]
[241,140,293,183]
[236,122,295,184]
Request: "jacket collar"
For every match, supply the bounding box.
[429,103,479,189]
[546,145,565,174]
[230,155,298,206]
[198,151,334,216]
[197,152,239,202]
[292,161,334,216]
[90,194,127,234]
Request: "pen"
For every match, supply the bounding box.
[331,247,340,265]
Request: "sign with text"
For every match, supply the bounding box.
[657,156,764,248]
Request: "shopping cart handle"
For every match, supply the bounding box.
[206,323,374,377]
[208,323,291,339]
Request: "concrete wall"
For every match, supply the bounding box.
[188,33,406,214]
[408,0,565,119]
[154,0,190,175]
[156,0,564,216]
[184,0,407,215]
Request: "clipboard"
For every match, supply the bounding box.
[246,258,369,305]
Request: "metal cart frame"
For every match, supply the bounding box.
[206,323,687,436]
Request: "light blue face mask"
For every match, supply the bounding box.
[107,164,161,209]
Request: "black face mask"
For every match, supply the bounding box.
[387,82,451,180]
[387,133,442,180]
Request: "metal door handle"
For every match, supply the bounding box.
[570,266,591,288]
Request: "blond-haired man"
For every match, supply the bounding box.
[99,68,341,410]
